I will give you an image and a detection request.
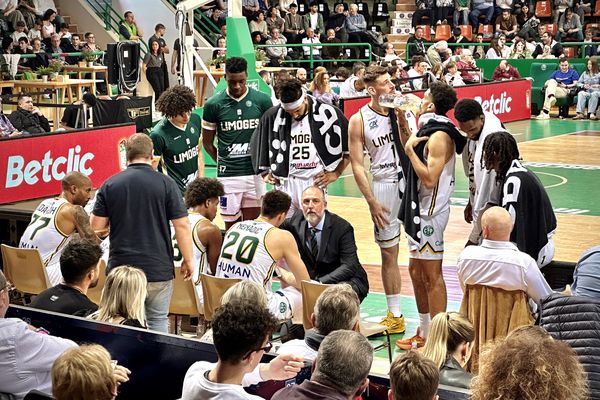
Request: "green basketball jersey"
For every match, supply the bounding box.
[150,113,201,194]
[202,88,273,177]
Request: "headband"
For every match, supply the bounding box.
[281,92,306,110]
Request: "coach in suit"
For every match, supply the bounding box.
[281,186,369,302]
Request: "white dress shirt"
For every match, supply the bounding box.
[457,239,553,306]
[302,36,321,56]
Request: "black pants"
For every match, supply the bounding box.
[413,8,434,26]
[146,67,165,101]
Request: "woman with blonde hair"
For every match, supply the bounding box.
[220,280,268,307]
[421,312,474,388]
[310,70,340,106]
[89,265,148,328]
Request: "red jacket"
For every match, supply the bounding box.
[492,64,521,81]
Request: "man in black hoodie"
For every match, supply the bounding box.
[9,94,51,134]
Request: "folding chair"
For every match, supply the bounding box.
[169,267,202,334]
[1,245,50,301]
[200,274,242,322]
[86,259,106,305]
[536,0,552,17]
[435,24,452,41]
[459,24,473,41]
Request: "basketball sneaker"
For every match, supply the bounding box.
[396,333,426,350]
[379,311,406,334]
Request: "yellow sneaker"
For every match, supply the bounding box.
[379,311,406,334]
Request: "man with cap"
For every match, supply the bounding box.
[252,78,349,217]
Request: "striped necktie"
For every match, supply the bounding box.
[309,227,319,259]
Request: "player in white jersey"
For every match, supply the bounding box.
[171,178,224,310]
[19,172,98,285]
[215,190,310,321]
[348,65,409,334]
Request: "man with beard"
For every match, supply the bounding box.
[30,239,103,317]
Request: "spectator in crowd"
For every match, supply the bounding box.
[575,0,593,24]
[36,1,65,27]
[148,23,170,55]
[58,22,71,40]
[272,330,372,400]
[30,239,101,316]
[345,3,368,57]
[11,20,27,44]
[330,66,349,90]
[517,5,538,41]
[143,40,166,101]
[172,35,199,76]
[339,61,366,97]
[427,40,453,68]
[208,7,226,28]
[557,7,583,41]
[436,0,453,25]
[70,34,82,51]
[91,133,193,333]
[118,10,143,41]
[470,32,487,59]
[425,62,445,87]
[310,70,340,105]
[457,206,553,312]
[283,3,304,44]
[407,56,428,90]
[482,132,557,266]
[388,351,439,400]
[277,284,360,360]
[383,42,402,63]
[326,3,348,42]
[89,265,148,328]
[469,0,495,33]
[0,0,25,32]
[0,269,78,400]
[46,33,67,65]
[537,57,579,119]
[454,0,470,26]
[303,1,324,34]
[413,0,435,27]
[28,18,42,40]
[9,93,50,133]
[41,8,57,43]
[512,0,528,14]
[266,6,284,33]
[14,36,30,55]
[495,8,518,39]
[574,57,600,119]
[212,36,226,59]
[389,64,410,91]
[0,98,20,138]
[448,28,468,53]
[295,66,309,89]
[82,31,101,58]
[243,0,260,19]
[456,49,481,83]
[445,61,466,85]
[302,27,322,62]
[249,11,268,42]
[583,28,599,57]
[471,326,588,400]
[492,59,522,80]
[553,0,572,25]
[18,0,38,28]
[572,245,600,298]
[52,344,130,400]
[266,27,290,66]
[509,37,533,58]
[407,26,427,58]
[322,28,343,64]
[486,34,510,59]
[537,44,558,58]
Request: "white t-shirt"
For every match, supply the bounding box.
[181,361,264,400]
[277,339,318,361]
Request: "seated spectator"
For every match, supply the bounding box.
[454,0,470,26]
[88,265,148,328]
[8,94,51,134]
[345,3,368,57]
[383,42,402,63]
[492,59,521,80]
[249,10,268,42]
[14,36,31,56]
[118,10,143,41]
[277,283,360,360]
[553,0,571,25]
[471,325,588,400]
[41,8,57,44]
[58,22,71,40]
[470,32,488,59]
[445,60,465,86]
[283,3,304,44]
[407,56,428,90]
[486,34,510,59]
[36,1,65,27]
[303,1,324,35]
[574,57,600,119]
[557,7,583,42]
[302,27,322,61]
[295,67,309,89]
[266,6,284,34]
[389,64,410,91]
[0,100,20,138]
[388,351,439,400]
[30,239,101,316]
[435,0,453,25]
[495,8,518,40]
[407,26,427,58]
[0,269,77,399]
[427,40,452,68]
[537,44,557,59]
[456,49,481,83]
[52,344,131,400]
[272,330,372,400]
[469,0,494,33]
[517,5,538,41]
[457,207,554,312]
[536,56,579,119]
[509,37,533,58]
[282,186,369,300]
[532,31,563,58]
[421,312,474,388]
[574,0,592,25]
[322,28,343,63]
[309,70,340,105]
[265,27,290,66]
[47,33,67,64]
[413,0,435,28]
[208,7,226,28]
[70,34,82,51]
[448,28,468,53]
[572,245,600,298]
[18,0,39,29]
[326,3,347,42]
[0,1,25,32]
[28,18,42,41]
[583,28,599,58]
[243,0,260,19]
[60,92,97,130]
[212,36,226,59]
[11,20,27,44]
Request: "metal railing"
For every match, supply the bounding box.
[165,0,221,43]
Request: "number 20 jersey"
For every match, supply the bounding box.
[19,197,72,267]
[215,220,276,292]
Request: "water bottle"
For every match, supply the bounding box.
[378,93,422,114]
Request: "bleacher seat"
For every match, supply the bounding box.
[544,23,558,35]
[586,23,600,40]
[530,62,558,114]
[334,1,349,11]
[478,24,494,41]
[459,24,473,41]
[563,46,575,58]
[368,24,382,32]
[417,24,432,41]
[536,0,552,17]
[595,0,600,16]
[297,0,309,14]
[435,24,451,41]
[357,1,370,20]
[317,1,330,20]
[372,1,389,24]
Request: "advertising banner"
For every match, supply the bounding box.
[0,123,135,204]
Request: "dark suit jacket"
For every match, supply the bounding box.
[281,209,369,301]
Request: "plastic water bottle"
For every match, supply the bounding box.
[378,93,422,114]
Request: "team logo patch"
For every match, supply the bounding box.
[423,225,434,237]
[190,127,195,134]
[246,100,252,107]
[279,302,288,314]
[369,120,379,129]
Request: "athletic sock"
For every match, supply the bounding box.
[386,295,402,317]
[419,313,431,338]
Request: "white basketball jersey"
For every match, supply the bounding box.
[360,104,402,182]
[19,198,72,267]
[288,115,323,179]
[419,147,456,217]
[215,220,276,292]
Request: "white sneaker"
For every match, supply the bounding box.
[536,112,550,120]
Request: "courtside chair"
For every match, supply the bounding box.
[530,62,558,114]
[169,267,201,334]
[86,259,106,305]
[200,274,241,322]
[1,244,50,302]
[435,24,452,41]
[300,280,393,362]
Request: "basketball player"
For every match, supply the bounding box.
[348,65,408,333]
[19,172,98,286]
[482,131,556,267]
[252,78,348,217]
[202,57,273,228]
[151,85,204,195]
[396,82,466,345]
[215,190,310,321]
[171,177,224,307]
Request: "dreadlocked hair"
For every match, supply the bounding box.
[481,131,520,182]
[156,85,196,118]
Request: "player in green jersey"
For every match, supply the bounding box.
[202,57,274,229]
[151,85,204,195]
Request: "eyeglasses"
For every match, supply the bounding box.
[243,341,273,359]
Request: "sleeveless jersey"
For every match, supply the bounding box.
[150,113,201,195]
[19,198,72,267]
[215,220,276,292]
[288,114,323,179]
[418,148,455,217]
[202,88,273,178]
[359,104,402,182]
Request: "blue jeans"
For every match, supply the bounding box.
[145,279,173,333]
[453,9,469,26]
[469,6,494,32]
[576,91,600,115]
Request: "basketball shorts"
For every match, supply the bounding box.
[408,207,450,261]
[277,175,327,219]
[268,286,302,321]
[372,180,402,249]
[218,175,266,222]
[46,262,62,286]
